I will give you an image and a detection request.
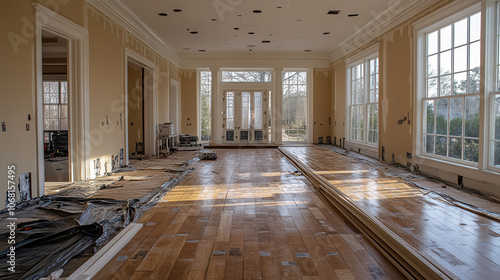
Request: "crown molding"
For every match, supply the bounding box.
[86,0,181,67]
[328,0,441,63]
[179,51,331,69]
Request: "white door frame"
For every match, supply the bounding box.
[124,48,158,163]
[170,78,181,136]
[34,3,90,195]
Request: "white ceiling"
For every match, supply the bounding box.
[120,0,396,54]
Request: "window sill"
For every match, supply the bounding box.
[414,155,500,186]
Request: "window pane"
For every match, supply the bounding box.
[469,41,481,70]
[428,78,438,97]
[449,137,462,159]
[440,25,452,51]
[454,46,467,73]
[495,95,500,140]
[222,71,272,82]
[454,18,468,47]
[465,139,479,163]
[465,95,479,138]
[469,69,481,94]
[449,97,463,136]
[428,54,438,77]
[425,100,435,134]
[436,136,447,156]
[428,31,438,55]
[436,99,448,135]
[495,142,500,166]
[426,135,435,154]
[440,75,452,96]
[440,50,452,75]
[454,72,467,95]
[470,12,481,42]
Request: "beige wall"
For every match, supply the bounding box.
[0,0,38,204]
[0,0,180,206]
[127,63,143,154]
[180,70,198,136]
[312,68,332,143]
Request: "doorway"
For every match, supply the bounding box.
[127,62,145,156]
[42,30,70,185]
[223,90,269,144]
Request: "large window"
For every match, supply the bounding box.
[347,55,379,146]
[199,71,211,141]
[43,81,68,131]
[422,12,481,164]
[282,71,308,142]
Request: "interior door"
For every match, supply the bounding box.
[223,90,268,143]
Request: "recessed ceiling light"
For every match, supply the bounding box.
[198,50,206,52]
[348,13,359,17]
[211,18,217,21]
[277,6,282,9]
[327,10,341,15]
[262,40,271,43]
[253,10,262,13]
[248,32,255,35]
[304,50,312,52]
[173,9,182,13]
[158,13,168,16]
[190,31,198,34]
[297,19,302,22]
[323,32,330,35]
[234,27,239,30]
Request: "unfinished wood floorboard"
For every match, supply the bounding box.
[281,146,500,280]
[95,149,404,279]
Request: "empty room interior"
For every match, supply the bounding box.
[2,0,500,279]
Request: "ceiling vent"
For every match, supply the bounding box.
[327,10,341,15]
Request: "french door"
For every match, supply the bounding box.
[223,90,269,143]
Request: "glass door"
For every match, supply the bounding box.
[223,90,268,144]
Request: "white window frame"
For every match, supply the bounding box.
[414,1,500,183]
[197,69,212,142]
[282,69,312,143]
[345,44,379,153]
[43,80,69,132]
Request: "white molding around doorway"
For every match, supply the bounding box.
[34,3,90,196]
[124,48,158,162]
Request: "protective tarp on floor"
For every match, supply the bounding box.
[0,151,199,279]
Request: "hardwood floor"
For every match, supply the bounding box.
[93,149,405,280]
[281,146,500,280]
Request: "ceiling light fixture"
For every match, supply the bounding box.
[158,13,168,16]
[190,31,198,34]
[327,10,341,15]
[198,50,206,52]
[253,10,262,13]
[262,40,271,43]
[323,32,330,35]
[234,27,239,30]
[348,14,359,17]
[173,9,182,13]
[304,50,312,52]
[248,32,255,35]
[211,18,217,21]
